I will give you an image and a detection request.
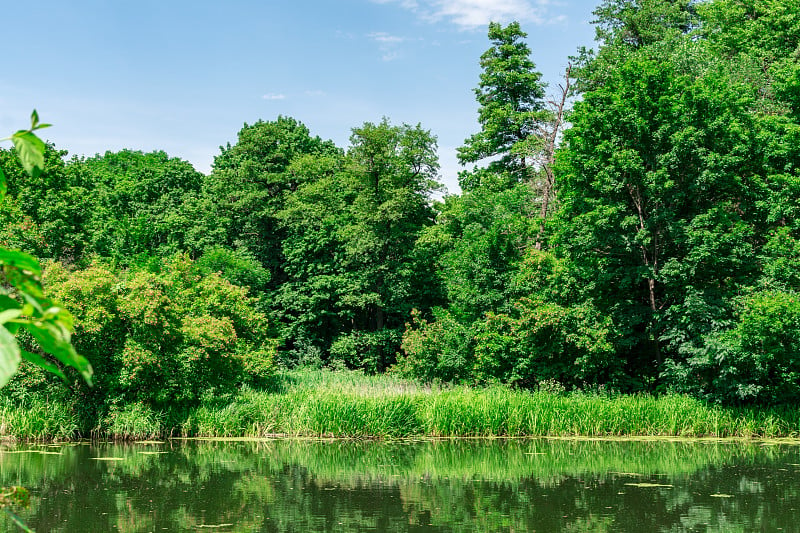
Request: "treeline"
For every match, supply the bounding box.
[2,0,800,423]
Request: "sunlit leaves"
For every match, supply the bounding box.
[2,110,51,178]
[0,326,21,388]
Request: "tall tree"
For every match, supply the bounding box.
[343,120,441,332]
[553,0,800,391]
[457,22,549,191]
[277,119,442,370]
[593,0,698,49]
[205,116,341,280]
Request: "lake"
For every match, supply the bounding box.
[1,438,798,532]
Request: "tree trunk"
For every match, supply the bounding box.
[534,65,571,250]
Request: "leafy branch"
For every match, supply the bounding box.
[0,110,92,388]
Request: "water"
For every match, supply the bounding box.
[1,438,799,532]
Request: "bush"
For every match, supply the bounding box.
[398,308,474,383]
[329,329,402,373]
[196,245,271,293]
[26,254,277,417]
[473,298,617,389]
[665,290,800,405]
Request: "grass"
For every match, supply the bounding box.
[0,396,79,441]
[179,369,800,440]
[3,369,800,440]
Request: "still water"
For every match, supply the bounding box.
[1,438,799,532]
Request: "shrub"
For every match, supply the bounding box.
[398,308,474,383]
[473,298,617,389]
[666,290,800,405]
[329,329,402,373]
[26,254,278,416]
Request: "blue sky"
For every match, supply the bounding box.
[2,0,598,194]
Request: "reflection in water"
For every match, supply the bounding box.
[0,438,798,532]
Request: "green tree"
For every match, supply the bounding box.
[457,21,549,191]
[65,149,208,260]
[205,116,341,279]
[592,0,697,49]
[554,0,800,396]
[277,119,442,370]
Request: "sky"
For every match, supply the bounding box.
[2,0,599,194]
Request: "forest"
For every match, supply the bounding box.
[2,0,800,436]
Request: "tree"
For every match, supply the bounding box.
[553,0,800,394]
[66,150,208,260]
[340,119,440,334]
[457,21,549,191]
[277,119,442,371]
[205,116,341,279]
[592,0,698,49]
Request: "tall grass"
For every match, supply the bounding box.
[181,369,800,440]
[3,369,800,440]
[0,397,79,441]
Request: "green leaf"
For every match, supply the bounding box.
[0,248,42,275]
[0,309,22,324]
[0,165,6,198]
[21,350,66,382]
[24,322,93,386]
[0,326,21,388]
[30,109,40,128]
[10,131,46,177]
[0,295,19,311]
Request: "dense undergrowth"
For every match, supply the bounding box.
[3,370,800,441]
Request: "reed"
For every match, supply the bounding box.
[183,370,800,440]
[103,402,164,440]
[0,397,79,441]
[3,369,800,440]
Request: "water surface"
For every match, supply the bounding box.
[1,438,799,532]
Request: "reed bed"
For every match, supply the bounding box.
[0,397,79,441]
[2,369,800,440]
[179,369,800,440]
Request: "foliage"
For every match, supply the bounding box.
[0,111,92,390]
[427,183,537,323]
[205,116,342,276]
[195,245,271,294]
[457,21,549,191]
[67,149,209,260]
[276,118,443,368]
[397,308,474,383]
[665,290,800,405]
[329,329,403,374]
[473,297,616,389]
[34,255,276,417]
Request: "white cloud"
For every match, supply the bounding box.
[262,93,286,100]
[368,31,407,44]
[305,90,327,97]
[371,0,563,30]
[371,0,419,9]
[367,31,411,61]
